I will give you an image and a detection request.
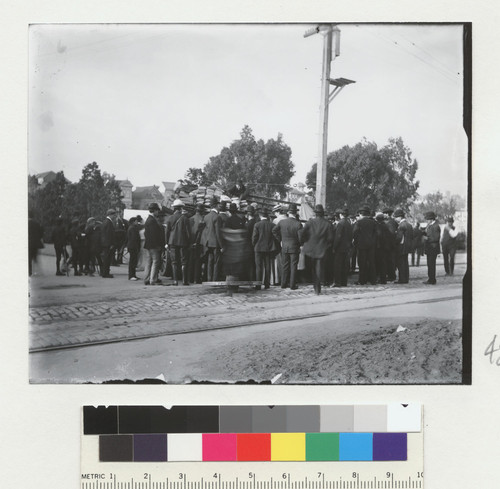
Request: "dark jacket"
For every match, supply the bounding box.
[144,214,165,250]
[28,218,44,250]
[226,213,246,230]
[301,217,334,259]
[126,223,141,252]
[376,220,393,251]
[353,217,377,250]
[425,221,441,254]
[166,211,191,247]
[51,223,67,248]
[396,219,414,254]
[385,217,399,249]
[273,216,302,254]
[190,213,205,245]
[202,210,223,249]
[333,217,353,253]
[101,217,116,248]
[252,218,275,252]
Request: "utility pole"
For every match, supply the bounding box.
[305,25,354,208]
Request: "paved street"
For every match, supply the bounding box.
[29,249,467,383]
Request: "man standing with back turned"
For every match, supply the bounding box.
[143,202,165,286]
[273,203,302,290]
[423,211,441,284]
[301,204,334,295]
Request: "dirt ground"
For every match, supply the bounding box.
[196,317,463,384]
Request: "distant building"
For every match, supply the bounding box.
[117,179,133,208]
[286,182,307,203]
[34,171,65,187]
[132,185,164,210]
[162,181,177,207]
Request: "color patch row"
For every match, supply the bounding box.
[84,405,420,435]
[98,432,407,462]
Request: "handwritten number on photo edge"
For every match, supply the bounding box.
[484,335,500,365]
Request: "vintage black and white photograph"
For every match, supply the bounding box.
[28,23,471,384]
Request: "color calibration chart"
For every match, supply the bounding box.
[81,405,423,489]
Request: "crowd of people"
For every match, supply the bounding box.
[29,196,460,294]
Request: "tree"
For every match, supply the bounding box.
[64,162,125,222]
[411,191,466,222]
[177,167,210,193]
[306,137,420,213]
[27,171,68,241]
[203,125,295,197]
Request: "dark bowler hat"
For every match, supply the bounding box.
[425,211,436,220]
[148,202,160,212]
[359,205,371,216]
[334,208,343,216]
[229,203,238,213]
[394,208,405,218]
[259,207,269,217]
[106,208,116,216]
[375,212,385,222]
[447,216,454,223]
[288,203,298,213]
[343,208,349,216]
[383,207,393,214]
[196,203,205,212]
[314,204,325,215]
[210,196,219,207]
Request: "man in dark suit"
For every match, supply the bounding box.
[301,204,334,295]
[394,208,413,284]
[189,203,205,284]
[352,205,377,285]
[332,208,353,287]
[201,197,223,282]
[143,202,165,285]
[100,208,117,278]
[245,207,258,281]
[252,208,275,289]
[273,203,302,289]
[423,211,441,284]
[383,207,398,281]
[126,216,142,281]
[166,199,192,285]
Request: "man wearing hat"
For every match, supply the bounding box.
[332,208,353,287]
[252,208,276,289]
[383,207,398,281]
[272,205,287,285]
[352,205,377,285]
[101,209,117,278]
[272,203,302,289]
[189,203,206,284]
[423,211,441,284]
[143,202,165,285]
[245,206,258,281]
[441,216,458,275]
[166,199,192,285]
[201,197,223,282]
[301,204,334,295]
[393,208,413,284]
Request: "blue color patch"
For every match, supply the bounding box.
[339,433,373,460]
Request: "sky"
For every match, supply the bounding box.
[29,23,468,198]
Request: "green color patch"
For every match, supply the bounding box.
[306,433,339,461]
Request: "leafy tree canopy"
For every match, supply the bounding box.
[28,162,124,241]
[203,125,295,198]
[410,191,466,222]
[306,137,420,213]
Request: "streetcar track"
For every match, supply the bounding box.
[29,294,461,353]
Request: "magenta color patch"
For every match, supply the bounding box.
[202,433,237,461]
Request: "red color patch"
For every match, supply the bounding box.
[237,433,271,461]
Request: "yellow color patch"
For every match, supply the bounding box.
[271,433,306,461]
